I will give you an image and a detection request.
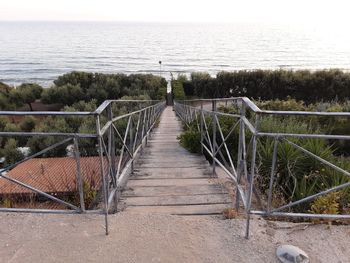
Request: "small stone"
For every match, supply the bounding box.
[276,244,309,263]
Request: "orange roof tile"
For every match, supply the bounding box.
[0,156,105,195]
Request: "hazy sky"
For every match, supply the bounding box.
[0,0,350,25]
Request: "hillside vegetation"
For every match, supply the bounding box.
[175,69,350,103]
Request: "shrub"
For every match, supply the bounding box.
[310,192,340,218]
[182,69,350,103]
[177,125,201,153]
[83,180,97,209]
[172,80,185,100]
[42,72,167,106]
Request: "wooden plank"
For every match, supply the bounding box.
[133,167,211,172]
[124,194,232,206]
[127,178,215,187]
[130,174,212,180]
[122,185,228,197]
[124,203,230,215]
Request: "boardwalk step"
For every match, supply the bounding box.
[130,174,213,179]
[124,194,232,206]
[124,204,229,215]
[122,185,228,197]
[120,106,233,215]
[127,178,217,187]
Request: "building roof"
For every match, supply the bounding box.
[0,156,105,195]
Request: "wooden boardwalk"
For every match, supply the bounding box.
[120,106,233,216]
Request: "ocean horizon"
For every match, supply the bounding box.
[0,21,349,86]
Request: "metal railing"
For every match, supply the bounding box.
[174,97,350,238]
[0,100,166,235]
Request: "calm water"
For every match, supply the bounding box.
[0,21,350,86]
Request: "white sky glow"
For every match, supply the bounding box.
[0,0,350,25]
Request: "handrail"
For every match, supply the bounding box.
[0,99,167,236]
[177,96,350,117]
[94,99,161,115]
[173,97,350,240]
[0,99,162,116]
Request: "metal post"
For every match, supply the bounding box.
[212,100,217,176]
[200,101,204,154]
[145,108,149,145]
[73,137,86,212]
[96,115,109,235]
[133,111,142,153]
[267,137,279,213]
[107,104,116,186]
[236,101,246,211]
[141,108,147,146]
[245,114,260,239]
[129,116,134,173]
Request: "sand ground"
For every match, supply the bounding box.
[0,212,349,263]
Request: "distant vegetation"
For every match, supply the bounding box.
[0,71,166,111]
[173,69,350,103]
[0,82,43,111]
[171,80,185,100]
[0,71,167,166]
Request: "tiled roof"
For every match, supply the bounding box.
[0,156,105,195]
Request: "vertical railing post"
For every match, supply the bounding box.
[133,111,142,153]
[236,100,246,211]
[212,100,217,176]
[267,137,279,213]
[200,100,204,154]
[73,137,85,212]
[141,108,147,145]
[245,113,260,239]
[129,116,134,173]
[107,104,116,186]
[145,108,149,145]
[96,115,109,235]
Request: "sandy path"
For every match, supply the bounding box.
[0,212,349,263]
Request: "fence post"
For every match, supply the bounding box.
[235,100,246,211]
[145,108,149,145]
[200,100,204,154]
[267,137,279,213]
[212,100,217,176]
[245,113,260,239]
[129,116,134,173]
[73,137,85,212]
[107,104,116,186]
[96,115,109,236]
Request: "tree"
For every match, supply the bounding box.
[0,82,11,94]
[41,84,84,106]
[172,80,185,100]
[11,83,43,111]
[1,139,24,166]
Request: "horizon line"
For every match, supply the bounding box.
[0,20,316,25]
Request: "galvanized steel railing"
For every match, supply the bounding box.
[0,100,166,235]
[174,97,350,238]
[95,100,166,234]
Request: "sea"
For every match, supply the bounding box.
[0,21,349,86]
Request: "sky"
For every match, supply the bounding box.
[0,0,350,25]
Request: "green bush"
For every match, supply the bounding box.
[310,192,340,217]
[172,80,185,100]
[178,126,201,153]
[43,72,166,105]
[181,69,350,103]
